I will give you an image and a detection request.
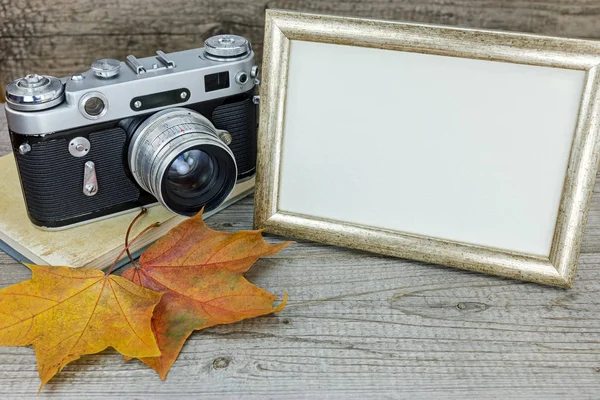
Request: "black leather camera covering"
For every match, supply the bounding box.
[14,128,142,226]
[10,89,257,228]
[211,96,257,179]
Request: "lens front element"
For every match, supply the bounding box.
[167,150,216,197]
[128,108,237,215]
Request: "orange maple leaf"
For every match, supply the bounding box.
[0,265,163,390]
[122,211,290,379]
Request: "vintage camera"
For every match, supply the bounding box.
[4,35,259,229]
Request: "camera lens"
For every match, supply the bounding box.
[128,108,237,215]
[84,97,105,116]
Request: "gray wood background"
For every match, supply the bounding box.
[2,0,600,86]
[2,0,600,398]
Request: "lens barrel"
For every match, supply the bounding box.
[128,108,237,215]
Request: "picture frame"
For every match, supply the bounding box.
[254,9,600,287]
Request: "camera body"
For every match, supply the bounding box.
[5,35,259,229]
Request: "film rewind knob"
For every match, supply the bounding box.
[5,74,65,111]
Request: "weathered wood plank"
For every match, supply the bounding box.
[3,1,600,396]
[2,201,600,398]
[2,111,600,397]
[2,0,600,84]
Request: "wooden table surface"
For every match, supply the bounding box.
[1,104,600,399]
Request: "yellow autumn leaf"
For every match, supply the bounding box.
[0,264,163,390]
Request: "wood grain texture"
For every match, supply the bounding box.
[2,0,600,84]
[2,113,600,398]
[2,1,600,397]
[3,197,600,398]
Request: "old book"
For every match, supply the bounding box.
[0,153,254,269]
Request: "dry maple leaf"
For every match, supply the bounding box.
[122,211,290,379]
[0,265,163,390]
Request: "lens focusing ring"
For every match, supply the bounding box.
[128,108,238,215]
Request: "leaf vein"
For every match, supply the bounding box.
[64,279,107,360]
[0,279,102,333]
[199,235,248,266]
[107,280,153,350]
[142,223,197,265]
[139,271,272,318]
[110,278,157,300]
[34,269,102,280]
[37,330,81,354]
[143,253,264,270]
[139,271,216,319]
[0,292,59,303]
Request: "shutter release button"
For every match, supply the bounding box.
[91,59,121,79]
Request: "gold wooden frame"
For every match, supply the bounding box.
[254,9,600,287]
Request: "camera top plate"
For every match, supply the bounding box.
[4,36,258,136]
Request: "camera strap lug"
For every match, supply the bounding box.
[18,143,31,155]
[83,161,99,196]
[126,55,147,75]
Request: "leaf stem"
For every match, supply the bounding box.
[106,221,161,276]
[125,208,148,266]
